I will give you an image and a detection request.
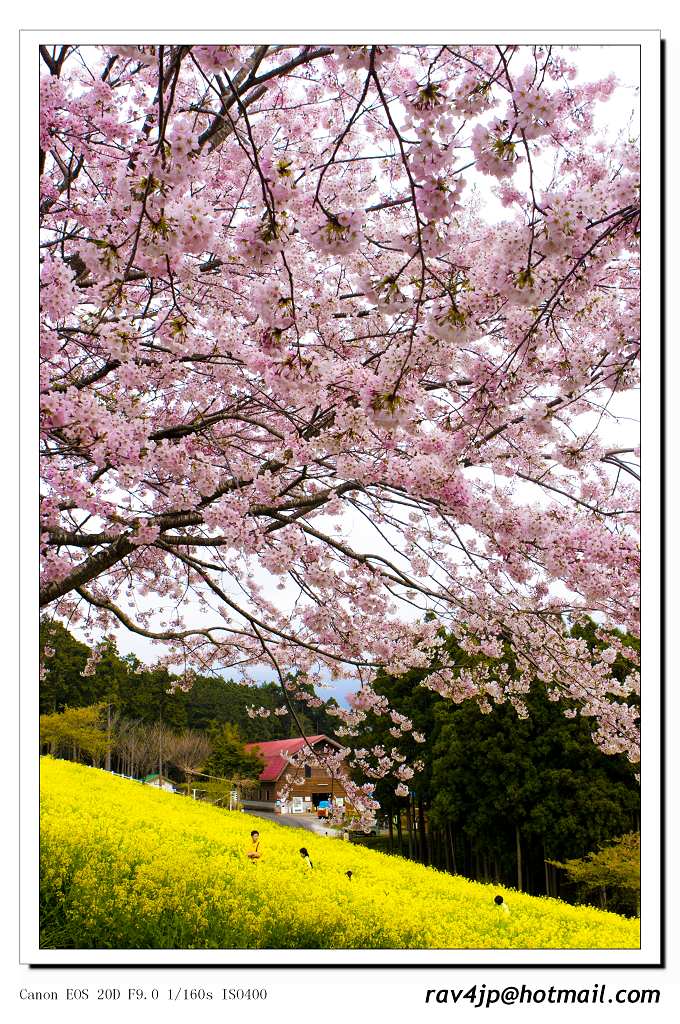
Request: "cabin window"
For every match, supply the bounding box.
[304,765,312,778]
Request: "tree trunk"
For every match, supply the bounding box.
[388,813,394,853]
[448,824,457,875]
[105,703,112,771]
[417,796,428,865]
[515,825,523,891]
[405,804,414,860]
[443,828,451,872]
[158,713,163,781]
[396,810,403,856]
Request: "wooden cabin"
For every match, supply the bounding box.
[242,734,347,814]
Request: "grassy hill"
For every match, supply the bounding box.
[40,757,640,950]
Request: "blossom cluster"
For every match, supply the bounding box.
[39,43,640,782]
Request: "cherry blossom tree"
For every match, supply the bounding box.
[39,44,640,821]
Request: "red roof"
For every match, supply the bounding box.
[244,735,339,782]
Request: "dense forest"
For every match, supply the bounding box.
[39,617,640,914]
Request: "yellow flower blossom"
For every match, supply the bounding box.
[40,757,640,950]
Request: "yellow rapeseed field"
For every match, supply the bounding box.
[40,757,640,950]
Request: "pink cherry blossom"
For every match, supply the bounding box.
[39,44,640,814]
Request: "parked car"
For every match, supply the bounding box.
[317,799,331,819]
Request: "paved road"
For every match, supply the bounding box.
[245,809,342,839]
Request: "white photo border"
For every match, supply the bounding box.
[20,27,661,968]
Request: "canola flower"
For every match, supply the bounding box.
[40,757,640,950]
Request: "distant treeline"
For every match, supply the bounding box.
[40,618,340,740]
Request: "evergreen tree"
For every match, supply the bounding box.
[40,619,106,712]
[204,723,265,781]
[116,664,188,731]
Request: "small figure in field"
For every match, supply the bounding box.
[494,894,510,915]
[299,847,314,870]
[247,830,262,861]
[345,870,353,881]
